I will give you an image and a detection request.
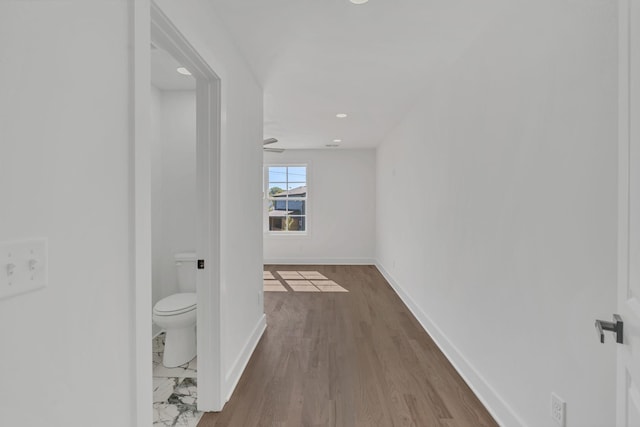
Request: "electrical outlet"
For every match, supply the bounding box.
[551,393,566,426]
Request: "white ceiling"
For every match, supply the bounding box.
[208,0,511,150]
[151,44,196,91]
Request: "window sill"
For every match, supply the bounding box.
[264,231,309,238]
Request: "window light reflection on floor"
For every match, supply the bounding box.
[263,279,287,292]
[276,271,304,279]
[262,271,349,293]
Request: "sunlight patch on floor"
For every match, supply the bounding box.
[263,271,275,280]
[263,271,349,293]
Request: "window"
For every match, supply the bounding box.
[265,165,307,232]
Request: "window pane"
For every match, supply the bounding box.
[268,183,287,197]
[287,166,307,183]
[287,216,306,231]
[285,182,306,191]
[268,167,287,182]
[285,185,307,196]
[269,215,285,231]
[271,199,285,213]
[286,200,306,215]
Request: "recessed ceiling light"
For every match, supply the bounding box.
[350,0,369,4]
[176,67,192,76]
[336,113,348,118]
[333,139,342,143]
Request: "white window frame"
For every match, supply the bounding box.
[263,164,308,235]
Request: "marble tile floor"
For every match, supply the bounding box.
[153,333,202,427]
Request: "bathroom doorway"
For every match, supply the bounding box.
[132,2,223,425]
[149,29,199,425]
[150,2,223,413]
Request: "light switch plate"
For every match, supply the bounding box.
[0,238,48,300]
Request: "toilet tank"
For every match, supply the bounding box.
[174,252,197,292]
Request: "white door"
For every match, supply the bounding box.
[618,1,640,425]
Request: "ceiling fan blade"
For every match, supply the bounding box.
[263,138,278,146]
[263,147,285,153]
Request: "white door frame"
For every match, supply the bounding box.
[131,0,152,425]
[617,0,640,425]
[132,2,223,425]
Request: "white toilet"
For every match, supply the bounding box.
[153,252,197,368]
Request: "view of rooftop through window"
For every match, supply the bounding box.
[266,165,307,232]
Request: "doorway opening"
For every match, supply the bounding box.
[150,1,223,413]
[150,30,199,425]
[133,2,223,425]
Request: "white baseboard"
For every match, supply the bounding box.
[374,260,526,427]
[264,257,375,265]
[223,313,267,402]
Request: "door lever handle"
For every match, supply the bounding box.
[595,314,623,344]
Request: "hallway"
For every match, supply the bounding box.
[198,265,496,427]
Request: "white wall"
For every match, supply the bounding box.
[150,88,197,324]
[264,149,376,264]
[155,0,266,401]
[0,1,134,426]
[0,0,264,424]
[376,2,618,427]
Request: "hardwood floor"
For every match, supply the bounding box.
[197,265,497,427]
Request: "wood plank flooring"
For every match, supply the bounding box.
[197,265,497,427]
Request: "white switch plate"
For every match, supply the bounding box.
[551,392,566,427]
[0,238,48,300]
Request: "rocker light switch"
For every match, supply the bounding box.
[0,238,48,300]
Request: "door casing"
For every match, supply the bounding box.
[617,0,640,425]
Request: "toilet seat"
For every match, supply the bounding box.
[153,293,196,316]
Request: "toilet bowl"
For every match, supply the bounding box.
[153,292,197,367]
[153,252,197,368]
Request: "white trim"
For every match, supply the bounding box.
[223,314,267,402]
[266,231,308,235]
[194,71,223,413]
[263,232,309,239]
[617,1,633,425]
[131,1,153,426]
[374,260,527,427]
[264,258,375,265]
